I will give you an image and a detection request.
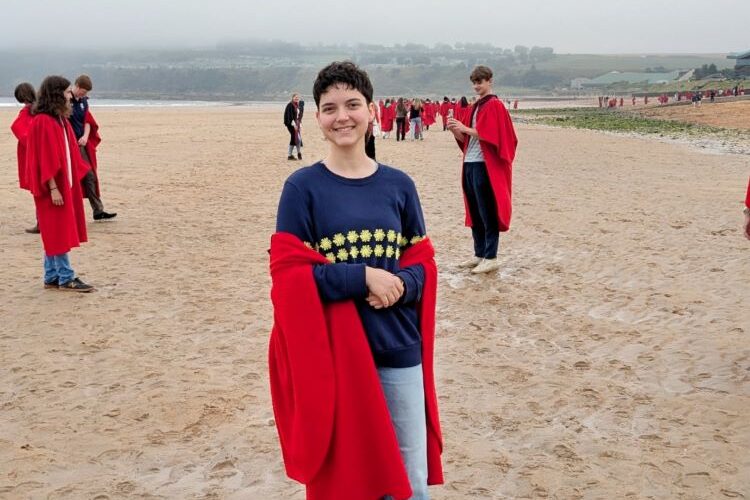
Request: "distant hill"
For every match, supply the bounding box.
[0,42,734,100]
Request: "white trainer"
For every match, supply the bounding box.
[457,256,482,269]
[471,258,500,274]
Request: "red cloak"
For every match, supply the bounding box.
[439,101,450,127]
[381,104,394,132]
[10,105,34,190]
[455,96,518,231]
[745,177,750,209]
[269,233,443,500]
[82,111,102,198]
[25,114,88,256]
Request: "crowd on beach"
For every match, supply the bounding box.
[9,60,749,500]
[10,74,116,293]
[598,84,746,108]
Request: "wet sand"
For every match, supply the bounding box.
[0,107,748,499]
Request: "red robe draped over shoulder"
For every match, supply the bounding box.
[10,105,34,190]
[269,233,443,500]
[455,96,518,231]
[25,114,88,256]
[82,111,101,197]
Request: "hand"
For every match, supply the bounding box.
[365,267,404,309]
[744,212,750,240]
[50,188,64,206]
[446,118,462,131]
[78,136,88,146]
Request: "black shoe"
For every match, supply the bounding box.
[59,277,94,293]
[93,212,117,221]
[25,224,40,234]
[43,280,59,290]
[287,155,297,160]
[297,152,302,160]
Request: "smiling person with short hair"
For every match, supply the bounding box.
[269,61,443,500]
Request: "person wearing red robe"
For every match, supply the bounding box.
[381,99,395,138]
[439,97,451,130]
[513,99,518,110]
[270,62,443,499]
[10,82,39,233]
[448,65,518,274]
[25,75,93,292]
[70,75,117,221]
[422,98,436,130]
[743,177,750,240]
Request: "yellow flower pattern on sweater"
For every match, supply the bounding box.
[304,229,424,263]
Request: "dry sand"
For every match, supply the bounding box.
[1,106,748,499]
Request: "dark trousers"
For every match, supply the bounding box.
[462,161,499,259]
[396,117,406,141]
[79,146,104,216]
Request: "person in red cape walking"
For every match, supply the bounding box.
[743,177,750,240]
[270,61,443,500]
[25,75,93,292]
[10,82,39,234]
[70,75,117,221]
[447,65,518,275]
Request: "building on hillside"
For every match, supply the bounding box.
[573,70,683,88]
[727,50,750,76]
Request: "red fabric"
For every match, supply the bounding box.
[423,103,436,126]
[25,114,88,255]
[83,111,101,198]
[11,105,34,190]
[455,96,518,231]
[745,177,750,209]
[269,233,443,500]
[381,104,394,132]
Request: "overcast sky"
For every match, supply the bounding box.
[3,0,747,54]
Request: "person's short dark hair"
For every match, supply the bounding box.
[443,96,449,102]
[14,82,36,104]
[75,74,93,91]
[313,61,373,108]
[33,75,71,117]
[470,65,493,83]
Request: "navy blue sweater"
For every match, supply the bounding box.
[276,162,426,368]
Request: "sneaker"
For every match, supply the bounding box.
[25,224,40,234]
[43,281,59,290]
[471,258,500,274]
[93,212,117,221]
[457,256,482,269]
[287,155,297,160]
[297,152,302,160]
[59,277,95,293]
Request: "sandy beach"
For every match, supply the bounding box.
[1,106,748,499]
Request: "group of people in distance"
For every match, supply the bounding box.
[270,62,516,499]
[10,74,116,293]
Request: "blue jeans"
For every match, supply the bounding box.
[410,118,422,139]
[379,364,429,500]
[44,253,75,285]
[462,161,499,259]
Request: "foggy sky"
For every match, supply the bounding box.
[3,0,747,54]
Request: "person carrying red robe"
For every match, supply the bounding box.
[10,82,39,233]
[271,61,443,499]
[25,75,94,292]
[448,65,517,275]
[381,98,394,138]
